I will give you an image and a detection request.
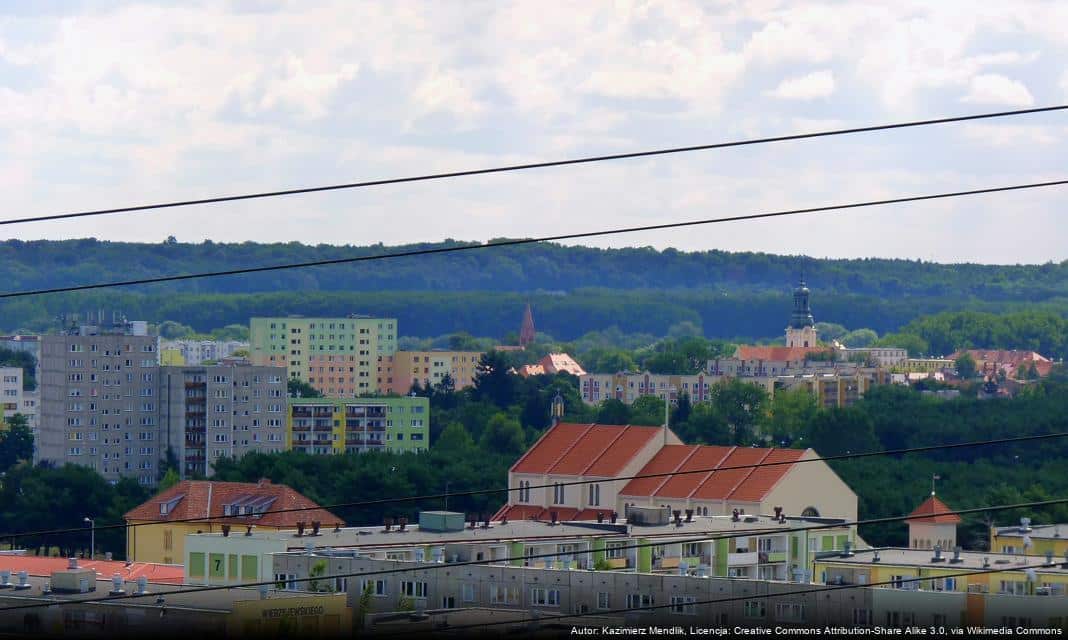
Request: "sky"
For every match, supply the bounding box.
[0,1,1066,264]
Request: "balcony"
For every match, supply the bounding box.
[291,425,312,432]
[728,551,759,566]
[759,551,788,564]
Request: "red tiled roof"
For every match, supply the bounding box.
[574,508,613,521]
[123,479,342,528]
[0,556,184,585]
[619,445,697,496]
[908,495,962,524]
[515,364,546,377]
[735,346,825,361]
[511,423,662,477]
[493,504,546,521]
[620,445,808,503]
[656,446,735,498]
[541,353,587,377]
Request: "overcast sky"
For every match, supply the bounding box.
[1,1,1066,264]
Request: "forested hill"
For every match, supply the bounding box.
[1,238,1066,348]
[2,237,1067,299]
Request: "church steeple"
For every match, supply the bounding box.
[785,276,818,348]
[519,303,536,348]
[789,277,815,329]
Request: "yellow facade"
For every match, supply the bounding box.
[991,529,1068,558]
[160,348,186,365]
[227,594,351,638]
[815,555,1068,596]
[126,521,295,564]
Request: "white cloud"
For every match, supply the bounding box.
[959,123,1060,147]
[767,70,835,100]
[961,74,1035,106]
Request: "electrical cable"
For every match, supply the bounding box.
[3,178,1068,299]
[0,496,1064,614]
[3,430,1064,540]
[4,105,1065,227]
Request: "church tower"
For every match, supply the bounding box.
[785,277,818,348]
[519,303,536,348]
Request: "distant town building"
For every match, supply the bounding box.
[378,350,484,393]
[160,339,249,366]
[0,367,25,426]
[516,353,587,378]
[0,334,39,359]
[951,349,1053,380]
[991,520,1068,557]
[123,478,341,564]
[286,396,429,455]
[580,371,712,405]
[834,345,908,367]
[785,278,818,348]
[249,315,397,396]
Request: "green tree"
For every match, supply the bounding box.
[480,413,525,457]
[629,395,666,426]
[472,351,516,408]
[287,378,322,398]
[708,379,768,444]
[0,416,34,471]
[804,407,879,456]
[308,560,334,592]
[674,403,730,445]
[766,388,819,443]
[356,580,375,629]
[839,328,879,348]
[435,422,476,453]
[596,399,630,425]
[955,353,977,380]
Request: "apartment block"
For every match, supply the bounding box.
[158,363,287,479]
[39,331,161,485]
[286,396,429,456]
[378,350,484,394]
[249,315,397,396]
[0,367,24,424]
[580,371,713,405]
[160,339,249,365]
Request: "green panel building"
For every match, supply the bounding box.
[286,396,429,455]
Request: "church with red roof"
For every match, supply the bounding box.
[908,493,962,551]
[493,421,857,524]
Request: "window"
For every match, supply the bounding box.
[400,581,427,598]
[627,594,654,611]
[530,588,560,607]
[775,602,805,623]
[744,600,766,618]
[489,585,519,604]
[588,483,600,506]
[670,596,696,615]
[462,583,476,603]
[552,483,565,504]
[683,543,701,558]
[518,481,531,502]
[361,579,387,596]
[606,542,626,559]
[274,573,297,591]
[597,592,610,610]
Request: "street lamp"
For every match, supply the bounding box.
[83,517,94,560]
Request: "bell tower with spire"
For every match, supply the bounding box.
[785,276,818,348]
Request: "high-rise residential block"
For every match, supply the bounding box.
[158,362,287,479]
[378,350,484,394]
[286,396,429,455]
[39,330,161,485]
[249,316,397,396]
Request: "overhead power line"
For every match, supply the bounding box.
[3,178,1067,299]
[0,497,1063,615]
[2,429,1064,542]
[2,104,1065,227]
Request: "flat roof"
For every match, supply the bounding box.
[994,524,1068,540]
[817,548,1068,574]
[200,514,848,550]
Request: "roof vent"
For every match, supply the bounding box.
[950,546,963,564]
[109,574,126,596]
[0,570,11,588]
[397,517,407,533]
[383,517,394,532]
[67,557,78,570]
[684,509,694,523]
[673,510,683,527]
[1044,551,1054,567]
[14,571,30,591]
[1020,517,1032,533]
[931,545,945,563]
[136,576,149,595]
[549,511,558,526]
[296,522,305,537]
[983,557,991,569]
[311,521,321,536]
[872,550,881,563]
[840,541,854,558]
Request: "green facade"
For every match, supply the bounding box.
[287,396,429,455]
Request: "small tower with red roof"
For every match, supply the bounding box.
[908,492,962,551]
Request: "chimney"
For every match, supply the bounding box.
[550,511,558,526]
[596,512,604,524]
[951,546,963,564]
[501,516,508,526]
[296,522,305,537]
[684,509,693,523]
[245,525,253,536]
[872,550,881,563]
[468,515,477,529]
[68,558,78,570]
[673,510,682,527]
[774,506,783,519]
[481,515,490,529]
[610,511,618,524]
[222,525,231,537]
[383,517,394,532]
[841,541,854,558]
[731,509,740,523]
[311,521,321,536]
[397,517,407,532]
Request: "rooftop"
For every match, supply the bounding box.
[908,495,962,525]
[124,479,342,528]
[994,523,1068,540]
[735,346,827,361]
[510,422,664,477]
[818,547,1068,574]
[0,554,183,585]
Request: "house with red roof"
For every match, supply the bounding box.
[493,422,858,524]
[124,478,342,565]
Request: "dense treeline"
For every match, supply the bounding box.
[3,238,1067,299]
